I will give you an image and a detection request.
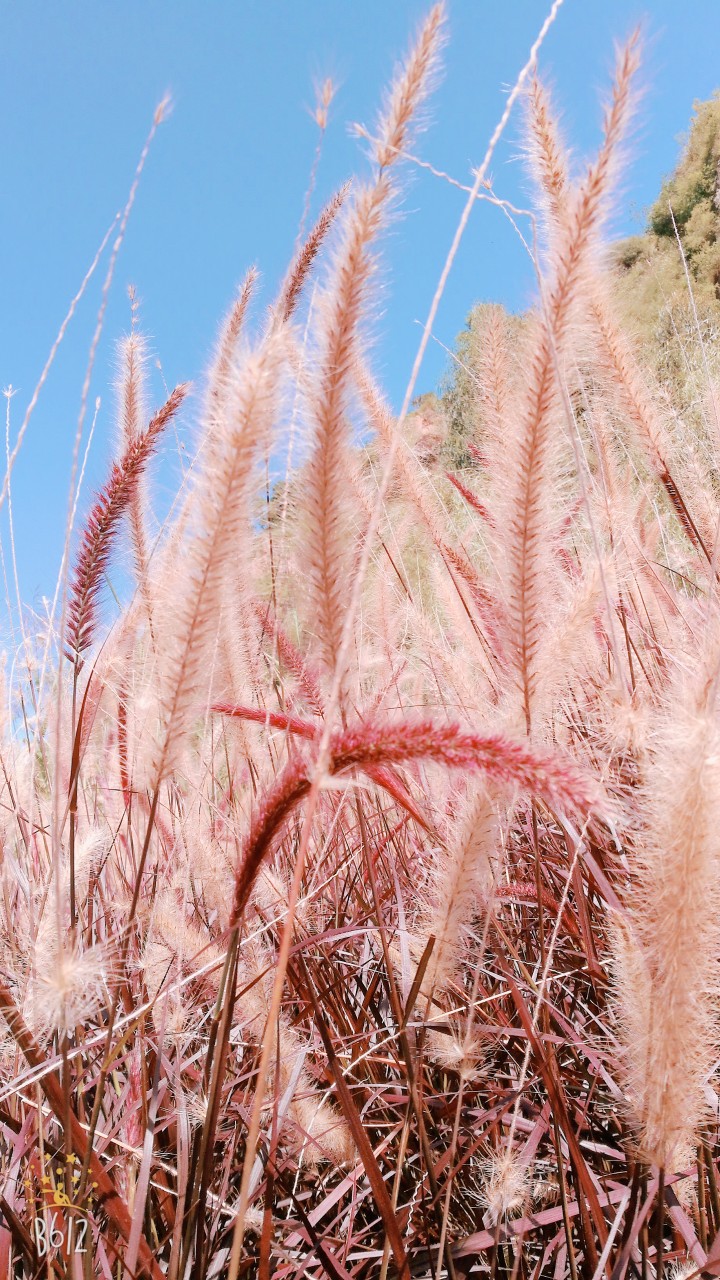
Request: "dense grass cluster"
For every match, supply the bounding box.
[2,6,720,1278]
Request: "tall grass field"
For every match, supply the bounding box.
[2,5,720,1277]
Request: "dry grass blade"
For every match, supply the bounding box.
[0,978,163,1279]
[297,955,411,1279]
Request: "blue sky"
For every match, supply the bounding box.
[2,0,719,613]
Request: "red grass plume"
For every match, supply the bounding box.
[229,716,602,925]
[65,382,188,659]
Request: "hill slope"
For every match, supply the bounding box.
[439,89,720,459]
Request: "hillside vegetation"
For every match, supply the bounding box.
[441,89,720,465]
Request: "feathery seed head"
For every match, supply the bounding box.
[374,3,446,170]
[427,1027,485,1081]
[481,1150,530,1224]
[26,942,109,1038]
[313,77,336,131]
[613,697,720,1167]
[151,329,289,781]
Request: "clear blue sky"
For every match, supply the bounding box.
[2,0,719,613]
